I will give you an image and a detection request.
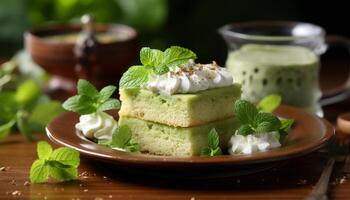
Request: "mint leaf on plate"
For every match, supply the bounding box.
[201,128,222,157]
[109,125,139,152]
[257,94,282,113]
[63,79,120,114]
[77,79,99,97]
[234,100,258,124]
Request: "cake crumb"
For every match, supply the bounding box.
[94,197,104,200]
[0,166,7,171]
[83,189,89,192]
[24,181,30,186]
[108,195,113,198]
[190,197,195,200]
[11,190,21,196]
[10,180,16,186]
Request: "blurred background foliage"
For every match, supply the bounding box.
[0,0,349,63]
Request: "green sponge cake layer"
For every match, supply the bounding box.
[119,84,241,127]
[119,116,239,157]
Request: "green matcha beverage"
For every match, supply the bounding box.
[226,44,321,113]
[219,21,329,115]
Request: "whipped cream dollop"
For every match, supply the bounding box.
[228,132,281,155]
[75,112,118,140]
[145,60,233,95]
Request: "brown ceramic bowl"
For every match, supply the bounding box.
[25,24,138,87]
[46,105,334,178]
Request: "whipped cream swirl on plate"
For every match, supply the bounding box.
[75,112,118,140]
[145,60,233,95]
[229,132,281,155]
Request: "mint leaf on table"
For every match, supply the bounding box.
[201,128,222,157]
[30,141,80,183]
[120,46,197,88]
[63,79,120,114]
[109,125,139,152]
[119,65,151,89]
[257,94,282,113]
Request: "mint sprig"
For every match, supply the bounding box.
[30,141,80,183]
[98,125,139,152]
[119,46,197,89]
[62,79,120,115]
[200,128,223,156]
[234,100,294,142]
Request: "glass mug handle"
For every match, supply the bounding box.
[320,35,350,106]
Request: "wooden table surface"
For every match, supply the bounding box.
[1,59,350,199]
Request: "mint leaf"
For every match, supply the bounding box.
[211,147,223,156]
[278,119,294,143]
[154,64,170,75]
[30,101,64,126]
[30,159,49,183]
[200,147,211,156]
[111,125,132,148]
[234,100,258,124]
[49,166,77,181]
[77,79,99,97]
[62,95,95,114]
[98,85,117,102]
[237,124,253,136]
[254,112,281,130]
[0,92,18,122]
[201,128,222,157]
[16,110,34,140]
[162,46,197,69]
[97,99,121,112]
[0,119,16,140]
[30,141,81,183]
[140,47,164,67]
[257,94,282,112]
[63,79,121,114]
[37,141,53,159]
[50,147,80,167]
[119,65,151,89]
[110,125,139,152]
[15,80,40,105]
[280,119,294,132]
[208,128,220,149]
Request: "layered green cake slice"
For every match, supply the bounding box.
[119,116,239,157]
[119,84,241,127]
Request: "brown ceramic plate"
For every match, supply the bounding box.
[46,105,334,178]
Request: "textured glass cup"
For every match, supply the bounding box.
[218,21,342,116]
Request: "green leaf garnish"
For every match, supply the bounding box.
[105,125,139,152]
[30,141,80,183]
[257,94,282,113]
[62,79,120,115]
[233,100,293,143]
[119,46,197,89]
[119,65,152,89]
[201,128,223,156]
